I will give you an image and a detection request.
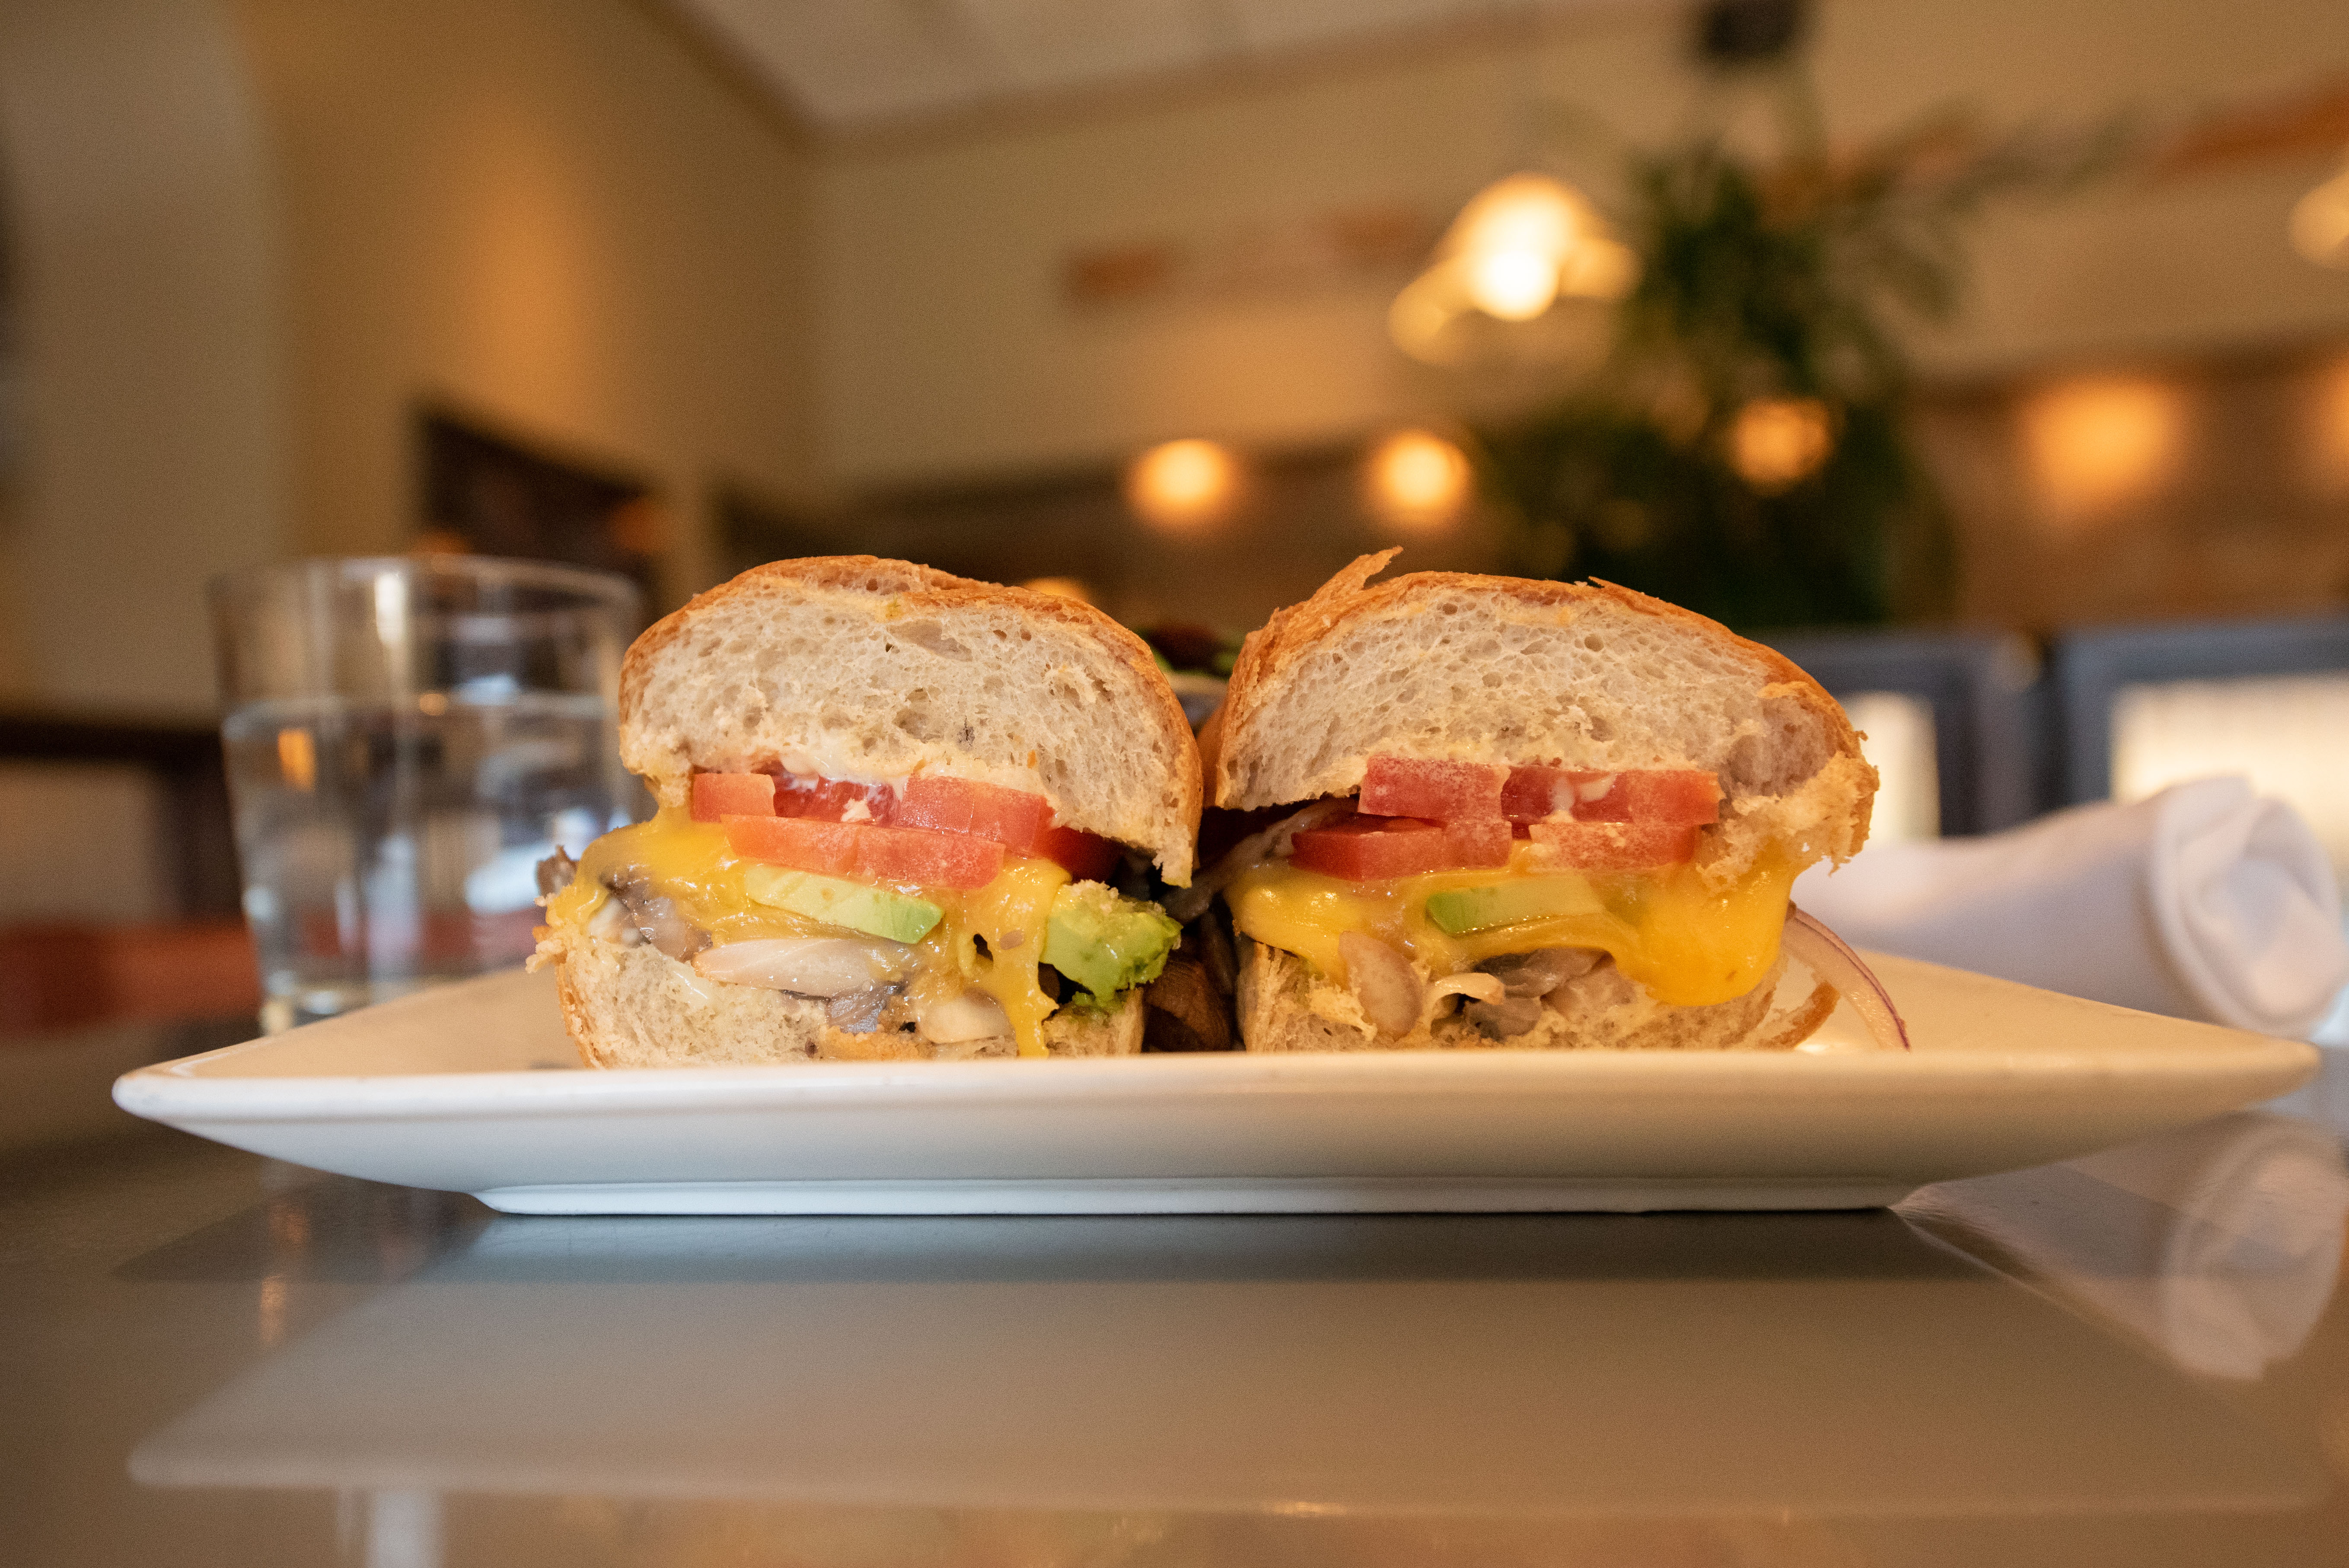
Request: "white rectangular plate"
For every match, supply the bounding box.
[113,953,2317,1214]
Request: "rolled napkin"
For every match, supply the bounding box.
[1792,776,2349,1037]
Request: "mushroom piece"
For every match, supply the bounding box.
[535,847,578,898]
[918,990,1014,1044]
[606,872,711,963]
[1465,994,1546,1040]
[1143,953,1234,1052]
[1340,932,1423,1039]
[1478,947,1604,998]
[693,936,915,995]
[827,984,911,1034]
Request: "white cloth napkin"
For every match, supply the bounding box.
[1792,776,2349,1038]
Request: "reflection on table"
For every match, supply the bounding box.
[107,1085,2349,1568]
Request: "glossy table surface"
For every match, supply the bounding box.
[9,1052,2349,1568]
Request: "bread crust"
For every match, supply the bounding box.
[1210,549,1872,861]
[619,555,1202,882]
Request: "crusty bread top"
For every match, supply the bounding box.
[620,557,1202,883]
[1207,551,1875,878]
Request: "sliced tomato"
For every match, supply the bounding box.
[724,814,1005,889]
[1440,815,1513,869]
[1503,766,1721,825]
[894,775,1052,848]
[1036,822,1121,882]
[690,772,777,823]
[853,824,1007,889]
[1291,815,1454,881]
[1527,819,1699,870]
[1359,755,1508,822]
[1286,813,1509,881]
[773,772,897,823]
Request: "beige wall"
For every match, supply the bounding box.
[0,0,820,715]
[230,0,821,608]
[0,0,286,712]
[815,0,2349,491]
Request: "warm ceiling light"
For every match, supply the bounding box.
[1466,247,1561,322]
[1390,172,1638,366]
[1125,439,1237,532]
[1367,430,1473,532]
[1729,398,1834,492]
[2022,376,2186,523]
[2291,163,2349,267]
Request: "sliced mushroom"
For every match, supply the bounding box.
[918,990,1013,1043]
[1144,954,1234,1052]
[606,872,710,962]
[1340,932,1422,1039]
[693,936,915,995]
[827,983,909,1034]
[1552,959,1638,1014]
[535,846,578,898]
[1479,947,1604,998]
[1465,994,1546,1040]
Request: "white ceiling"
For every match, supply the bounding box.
[672,0,1587,137]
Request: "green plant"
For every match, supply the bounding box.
[1476,82,2123,629]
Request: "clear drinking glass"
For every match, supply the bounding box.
[210,557,645,1031]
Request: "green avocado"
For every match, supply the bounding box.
[1043,883,1182,1003]
[742,867,942,944]
[1423,876,1605,936]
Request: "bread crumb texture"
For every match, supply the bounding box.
[618,557,1201,883]
[1213,551,1874,881]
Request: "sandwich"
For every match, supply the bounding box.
[534,557,1200,1066]
[1183,550,1878,1052]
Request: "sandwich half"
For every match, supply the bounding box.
[1188,551,1876,1052]
[536,557,1201,1065]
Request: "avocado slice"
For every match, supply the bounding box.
[1423,876,1604,936]
[1043,883,1182,1002]
[743,867,942,944]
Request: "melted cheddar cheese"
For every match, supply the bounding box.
[548,808,1074,1057]
[1227,842,1800,1008]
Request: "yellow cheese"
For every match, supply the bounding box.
[548,807,1073,1057]
[1227,842,1800,1008]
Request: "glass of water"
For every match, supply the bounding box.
[210,557,645,1032]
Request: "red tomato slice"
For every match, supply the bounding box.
[894,775,1052,849]
[1358,756,1508,822]
[1527,820,1699,870]
[690,772,777,823]
[724,814,1005,889]
[1503,766,1721,825]
[1291,815,1454,881]
[774,773,897,823]
[1036,823,1122,882]
[1441,816,1513,869]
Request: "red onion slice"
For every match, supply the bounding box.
[1784,907,1912,1052]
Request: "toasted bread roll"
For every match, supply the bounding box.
[541,557,1198,1068]
[1205,551,1876,1053]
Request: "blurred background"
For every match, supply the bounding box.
[3,0,2349,1092]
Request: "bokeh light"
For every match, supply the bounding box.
[1729,398,1834,492]
[2021,376,2186,524]
[1125,438,1238,532]
[1365,430,1473,532]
